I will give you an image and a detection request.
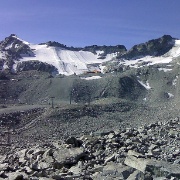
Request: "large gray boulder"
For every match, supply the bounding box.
[53,147,85,169]
[125,150,180,179]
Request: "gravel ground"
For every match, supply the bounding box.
[0,100,179,151]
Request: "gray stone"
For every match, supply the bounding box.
[125,154,180,178]
[127,150,145,158]
[0,155,6,164]
[23,166,34,174]
[127,170,145,180]
[15,149,27,159]
[53,147,85,168]
[0,163,9,171]
[124,155,148,173]
[104,154,116,164]
[102,162,135,179]
[6,171,28,180]
[69,166,82,175]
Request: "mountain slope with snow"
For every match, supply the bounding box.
[21,44,118,75]
[0,34,180,76]
[0,34,126,75]
[119,39,180,68]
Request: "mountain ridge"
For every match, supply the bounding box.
[0,34,179,75]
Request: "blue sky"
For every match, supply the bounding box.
[0,0,180,49]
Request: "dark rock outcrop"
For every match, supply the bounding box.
[16,61,58,74]
[0,34,34,59]
[119,35,176,59]
[0,34,34,70]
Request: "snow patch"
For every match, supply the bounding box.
[81,76,102,80]
[172,76,178,86]
[99,64,107,73]
[165,40,180,58]
[167,93,174,98]
[0,52,4,59]
[96,50,104,55]
[120,40,180,68]
[158,68,172,72]
[3,63,8,70]
[138,80,151,90]
[12,35,30,45]
[120,56,173,68]
[5,43,13,50]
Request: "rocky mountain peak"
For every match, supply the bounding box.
[0,34,34,71]
[0,34,25,51]
[118,34,176,60]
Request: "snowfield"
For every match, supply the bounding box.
[80,76,102,80]
[4,36,180,75]
[20,44,116,75]
[120,40,180,68]
[158,68,172,72]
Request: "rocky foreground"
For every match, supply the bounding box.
[0,117,180,180]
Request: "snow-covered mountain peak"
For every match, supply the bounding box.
[10,34,30,45]
[0,34,180,76]
[0,34,31,55]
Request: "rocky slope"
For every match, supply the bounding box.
[119,35,176,60]
[0,34,180,179]
[0,117,179,179]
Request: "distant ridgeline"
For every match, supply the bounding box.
[117,35,176,60]
[40,41,127,57]
[35,35,177,60]
[0,34,179,75]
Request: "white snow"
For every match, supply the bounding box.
[96,50,104,55]
[138,80,151,90]
[5,43,13,50]
[19,44,115,75]
[15,44,20,48]
[158,68,172,72]
[0,52,3,59]
[12,35,30,45]
[120,40,180,68]
[121,56,173,67]
[7,37,180,75]
[172,76,178,86]
[167,92,174,98]
[99,64,107,73]
[165,40,180,58]
[3,63,8,70]
[80,76,102,80]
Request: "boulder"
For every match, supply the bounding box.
[99,162,134,179]
[124,155,148,173]
[53,147,85,168]
[125,150,180,178]
[6,171,28,180]
[0,163,9,171]
[127,170,145,180]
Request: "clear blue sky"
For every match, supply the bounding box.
[0,0,180,49]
